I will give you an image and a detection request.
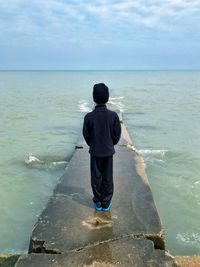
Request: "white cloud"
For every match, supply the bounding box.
[0,0,200,46]
[86,0,200,28]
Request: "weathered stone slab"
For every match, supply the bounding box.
[16,237,177,267]
[29,129,163,253]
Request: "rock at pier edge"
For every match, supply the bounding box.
[13,107,198,266]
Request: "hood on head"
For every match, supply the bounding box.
[93,83,109,104]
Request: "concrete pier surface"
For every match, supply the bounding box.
[175,256,200,267]
[16,237,177,267]
[15,114,180,266]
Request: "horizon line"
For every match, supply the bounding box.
[0,68,200,72]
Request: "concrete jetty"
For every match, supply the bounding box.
[15,111,179,266]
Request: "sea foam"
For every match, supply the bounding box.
[79,96,125,113]
[139,149,168,157]
[79,101,92,113]
[25,153,67,169]
[108,97,124,112]
[177,232,200,247]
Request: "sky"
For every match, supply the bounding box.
[0,0,200,70]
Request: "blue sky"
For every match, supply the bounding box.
[0,0,200,70]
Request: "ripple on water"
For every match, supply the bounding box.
[176,232,200,248]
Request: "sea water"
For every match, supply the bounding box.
[0,70,199,255]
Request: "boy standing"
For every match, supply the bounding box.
[82,83,121,211]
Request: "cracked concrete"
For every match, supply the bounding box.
[26,141,164,254]
[15,110,179,266]
[16,236,178,267]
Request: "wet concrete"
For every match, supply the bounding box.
[15,112,178,266]
[16,237,178,267]
[27,134,163,254]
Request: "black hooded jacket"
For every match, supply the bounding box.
[83,104,121,157]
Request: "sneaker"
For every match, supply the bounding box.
[102,203,112,212]
[94,201,102,211]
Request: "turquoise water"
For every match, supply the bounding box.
[0,71,199,255]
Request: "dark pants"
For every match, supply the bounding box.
[90,156,113,209]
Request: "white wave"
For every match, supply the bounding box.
[177,232,200,247]
[151,159,165,164]
[109,96,125,100]
[79,97,124,113]
[25,153,67,168]
[194,180,200,185]
[79,101,92,113]
[108,100,124,112]
[25,153,43,164]
[52,161,68,166]
[139,149,168,156]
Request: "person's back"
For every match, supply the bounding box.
[83,83,121,211]
[83,104,120,157]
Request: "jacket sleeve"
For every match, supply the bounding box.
[82,115,91,146]
[112,113,121,145]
